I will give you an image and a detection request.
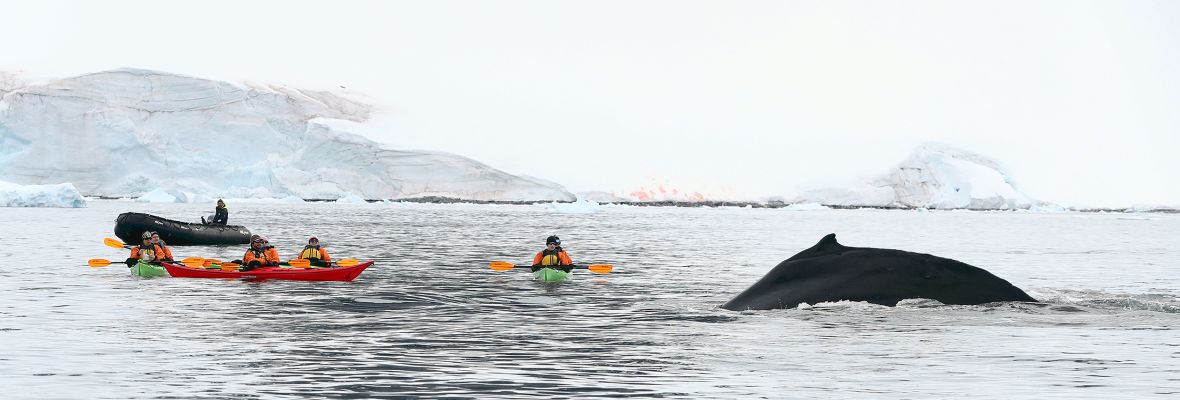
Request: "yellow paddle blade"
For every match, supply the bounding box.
[181,258,205,267]
[336,259,359,267]
[586,264,613,274]
[104,237,128,249]
[88,258,112,267]
[489,261,516,271]
[203,259,221,267]
[288,259,311,268]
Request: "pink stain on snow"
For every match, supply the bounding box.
[618,181,732,202]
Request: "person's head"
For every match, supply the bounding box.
[141,231,153,244]
[217,199,225,208]
[545,235,561,249]
[150,232,161,243]
[308,236,319,246]
[250,234,263,248]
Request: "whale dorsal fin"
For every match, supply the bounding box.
[786,233,845,261]
[813,233,842,251]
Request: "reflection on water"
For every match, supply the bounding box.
[1,201,1178,399]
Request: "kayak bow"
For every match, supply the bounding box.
[532,267,571,283]
[132,261,168,278]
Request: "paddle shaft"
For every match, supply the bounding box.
[489,261,612,273]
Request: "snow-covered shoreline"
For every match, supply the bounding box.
[75,195,1180,214]
[0,68,574,202]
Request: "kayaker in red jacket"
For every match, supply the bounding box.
[238,235,280,270]
[149,231,174,263]
[297,236,332,267]
[532,235,573,272]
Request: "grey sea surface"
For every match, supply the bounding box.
[1,201,1177,399]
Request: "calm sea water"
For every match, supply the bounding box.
[1,201,1177,399]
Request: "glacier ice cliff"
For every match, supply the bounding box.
[792,142,1047,210]
[0,69,574,201]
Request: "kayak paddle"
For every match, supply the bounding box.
[104,237,131,249]
[285,258,360,268]
[181,257,206,267]
[87,257,205,268]
[488,261,613,274]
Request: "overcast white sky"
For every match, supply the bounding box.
[3,0,1178,206]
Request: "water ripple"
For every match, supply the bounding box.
[1,202,1179,398]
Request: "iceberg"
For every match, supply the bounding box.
[545,199,603,214]
[279,195,307,204]
[0,69,574,201]
[334,193,368,204]
[0,180,86,208]
[792,143,1049,210]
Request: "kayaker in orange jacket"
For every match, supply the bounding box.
[297,236,332,267]
[239,235,280,270]
[149,231,174,262]
[125,231,161,267]
[532,235,573,272]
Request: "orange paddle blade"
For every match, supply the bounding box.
[336,259,359,267]
[181,258,205,267]
[489,261,517,271]
[203,259,221,267]
[288,259,311,268]
[88,258,112,267]
[104,237,128,249]
[220,263,240,270]
[586,264,613,274]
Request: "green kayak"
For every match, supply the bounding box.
[132,261,168,278]
[533,267,571,282]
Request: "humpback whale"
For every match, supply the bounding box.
[722,234,1036,310]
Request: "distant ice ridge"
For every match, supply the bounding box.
[545,198,603,213]
[782,203,829,211]
[335,193,368,204]
[0,180,86,207]
[577,191,627,203]
[0,69,574,201]
[793,143,1048,210]
[135,188,185,203]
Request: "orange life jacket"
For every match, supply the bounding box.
[244,246,281,266]
[533,249,572,266]
[152,243,173,261]
[130,245,158,262]
[298,246,331,262]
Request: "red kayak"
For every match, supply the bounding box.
[162,261,373,282]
